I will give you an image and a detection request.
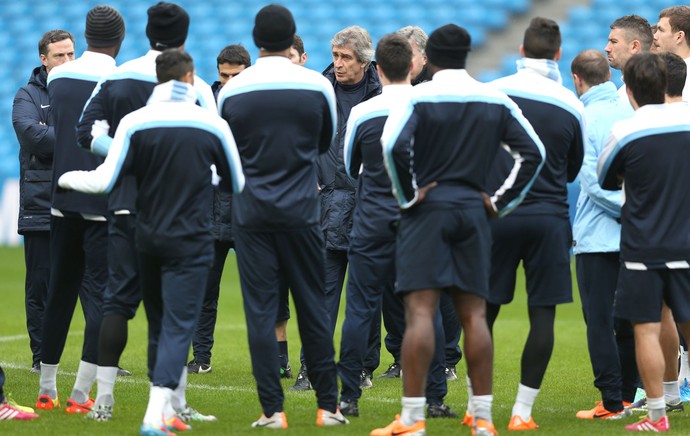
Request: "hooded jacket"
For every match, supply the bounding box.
[319,62,381,250]
[12,66,53,233]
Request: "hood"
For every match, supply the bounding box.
[28,65,48,89]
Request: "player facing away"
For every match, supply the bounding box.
[371,23,544,436]
[598,51,690,433]
[58,49,245,436]
[217,4,348,428]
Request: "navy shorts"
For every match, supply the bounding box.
[615,267,690,323]
[396,204,490,297]
[489,214,573,306]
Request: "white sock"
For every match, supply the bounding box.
[95,366,119,407]
[472,394,494,423]
[400,397,426,426]
[647,397,666,422]
[663,381,680,404]
[143,386,172,426]
[71,360,97,403]
[512,383,540,421]
[39,362,58,397]
[171,368,188,412]
[679,347,689,382]
[466,375,474,415]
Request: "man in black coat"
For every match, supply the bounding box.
[290,25,382,391]
[12,29,75,374]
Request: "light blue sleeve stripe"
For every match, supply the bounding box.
[617,124,690,148]
[382,104,415,208]
[218,134,245,194]
[123,118,245,193]
[104,131,133,193]
[78,78,105,128]
[500,88,584,124]
[218,81,337,143]
[92,135,113,157]
[344,110,388,178]
[195,89,212,110]
[79,74,155,127]
[598,124,690,187]
[105,71,157,83]
[47,70,101,85]
[495,98,547,217]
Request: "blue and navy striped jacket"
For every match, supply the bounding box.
[218,56,336,230]
[382,69,545,216]
[77,49,215,212]
[48,50,116,219]
[490,62,585,218]
[344,84,412,241]
[59,80,244,257]
[598,102,690,269]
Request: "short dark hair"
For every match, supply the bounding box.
[660,6,690,48]
[659,51,687,98]
[292,34,305,56]
[375,33,412,82]
[610,15,653,51]
[523,17,561,59]
[216,44,251,68]
[571,49,610,87]
[156,49,194,83]
[624,52,666,107]
[38,29,74,56]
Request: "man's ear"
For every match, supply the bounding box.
[183,70,195,85]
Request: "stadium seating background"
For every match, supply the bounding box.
[0,0,679,224]
[1,0,529,181]
[478,0,678,89]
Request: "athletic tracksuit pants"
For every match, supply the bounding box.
[576,252,638,404]
[235,225,338,415]
[139,250,212,388]
[41,216,107,365]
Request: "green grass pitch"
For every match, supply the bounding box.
[1,246,689,434]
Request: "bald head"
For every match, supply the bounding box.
[571,49,611,88]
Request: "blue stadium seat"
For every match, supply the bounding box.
[0,0,540,180]
[568,6,593,27]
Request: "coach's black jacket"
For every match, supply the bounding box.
[319,62,381,250]
[12,66,53,233]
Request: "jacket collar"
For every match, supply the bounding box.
[148,80,197,104]
[580,81,619,107]
[516,57,562,84]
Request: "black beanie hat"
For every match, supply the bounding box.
[426,24,472,69]
[253,4,296,52]
[146,2,190,50]
[85,5,125,48]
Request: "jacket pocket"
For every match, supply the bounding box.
[23,169,52,211]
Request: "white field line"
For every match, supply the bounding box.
[0,324,247,343]
[0,360,400,402]
[0,323,402,402]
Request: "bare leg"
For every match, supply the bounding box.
[660,305,679,383]
[634,322,664,399]
[401,289,440,398]
[452,291,493,395]
[275,321,287,342]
